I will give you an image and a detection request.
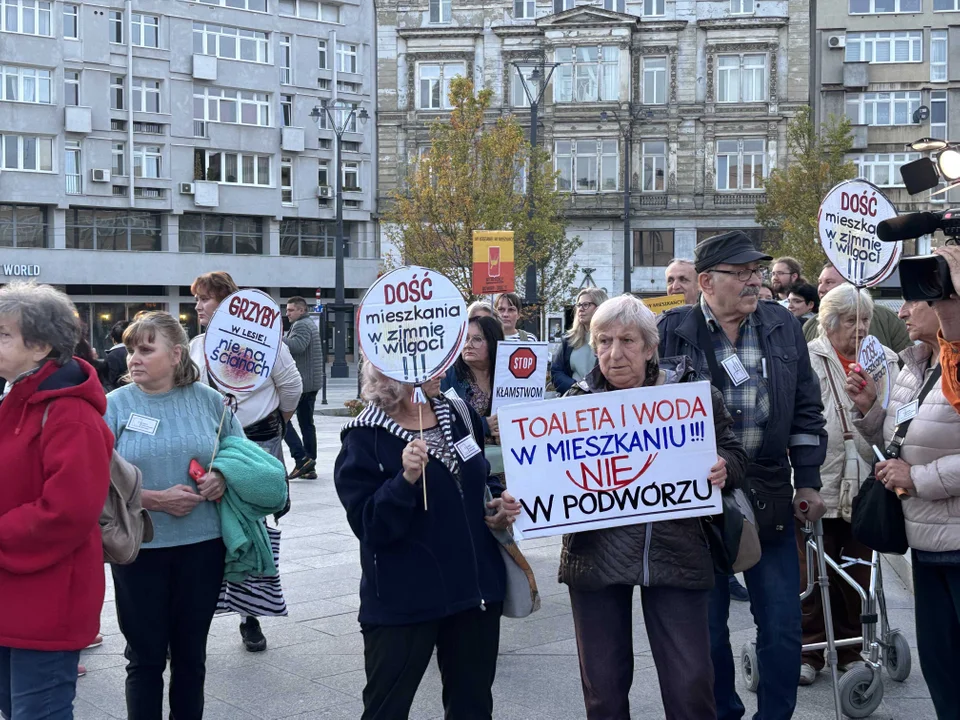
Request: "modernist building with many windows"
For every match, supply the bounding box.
[815,0,960,250]
[376,0,811,296]
[0,0,377,354]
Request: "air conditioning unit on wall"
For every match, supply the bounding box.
[179,182,195,195]
[91,168,110,182]
[828,35,846,49]
[317,185,333,198]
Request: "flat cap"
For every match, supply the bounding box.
[694,231,772,274]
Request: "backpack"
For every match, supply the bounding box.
[42,405,154,565]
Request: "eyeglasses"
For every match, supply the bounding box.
[464,336,486,347]
[711,267,767,282]
[575,302,597,310]
[771,270,794,277]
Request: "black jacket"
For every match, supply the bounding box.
[657,300,827,489]
[104,345,128,393]
[334,397,505,626]
[557,357,747,592]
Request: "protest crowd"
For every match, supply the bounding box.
[4,229,960,720]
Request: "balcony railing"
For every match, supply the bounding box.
[714,192,767,206]
[111,118,126,131]
[65,174,82,195]
[112,186,165,199]
[193,120,207,138]
[134,121,163,135]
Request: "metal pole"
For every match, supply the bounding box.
[525,96,538,311]
[320,309,328,405]
[331,125,348,378]
[623,123,631,295]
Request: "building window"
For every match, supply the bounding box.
[279,0,339,21]
[850,152,920,187]
[280,219,334,256]
[334,102,360,132]
[64,69,79,106]
[515,0,535,18]
[553,0,574,10]
[112,142,125,176]
[931,30,948,82]
[643,0,664,16]
[554,139,618,193]
[110,75,124,110]
[845,91,921,126]
[511,67,532,107]
[845,31,923,63]
[64,141,81,194]
[194,149,271,186]
[281,94,293,126]
[642,57,666,105]
[190,0,267,10]
[132,78,161,113]
[342,140,361,152]
[418,63,466,110]
[318,39,328,69]
[0,205,47,248]
[338,80,362,93]
[109,9,122,43]
[318,138,332,149]
[192,22,269,63]
[1,0,52,36]
[336,41,358,73]
[280,34,291,84]
[717,53,766,103]
[194,87,270,127]
[318,159,329,191]
[555,46,619,103]
[931,90,947,141]
[429,0,450,23]
[716,138,766,191]
[0,134,53,171]
[63,3,77,38]
[65,209,162,251]
[731,0,754,13]
[935,0,960,7]
[633,230,674,268]
[179,213,263,255]
[604,0,625,11]
[131,13,159,48]
[133,145,162,179]
[343,161,360,190]
[642,140,666,192]
[281,156,293,203]
[0,65,52,104]
[849,0,920,12]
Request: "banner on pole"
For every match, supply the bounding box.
[357,266,467,385]
[491,341,549,414]
[642,294,687,316]
[499,381,721,539]
[858,335,892,409]
[472,230,515,295]
[204,289,283,393]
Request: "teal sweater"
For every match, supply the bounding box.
[105,383,244,549]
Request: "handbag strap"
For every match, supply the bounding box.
[887,364,942,457]
[819,356,853,440]
[694,306,727,394]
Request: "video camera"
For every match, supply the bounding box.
[877,209,960,302]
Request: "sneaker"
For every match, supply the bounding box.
[289,457,316,479]
[85,634,103,649]
[799,663,817,686]
[301,471,317,479]
[728,575,750,602]
[77,665,87,678]
[240,617,267,653]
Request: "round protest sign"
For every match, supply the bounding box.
[204,289,283,393]
[357,266,467,385]
[818,180,900,287]
[858,334,891,409]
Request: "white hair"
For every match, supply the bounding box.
[818,284,874,337]
[589,294,660,356]
[360,361,409,415]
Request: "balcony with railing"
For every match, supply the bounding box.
[65,174,82,195]
[193,120,207,138]
[713,192,767,207]
[112,185,166,199]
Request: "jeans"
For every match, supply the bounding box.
[111,538,225,720]
[0,647,80,720]
[912,555,960,720]
[283,391,318,463]
[709,529,801,720]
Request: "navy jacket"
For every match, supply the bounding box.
[334,397,505,626]
[551,337,583,394]
[657,300,827,490]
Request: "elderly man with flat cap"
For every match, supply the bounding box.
[658,231,828,720]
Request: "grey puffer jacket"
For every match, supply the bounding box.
[557,357,748,591]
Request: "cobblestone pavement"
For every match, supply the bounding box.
[75,414,936,719]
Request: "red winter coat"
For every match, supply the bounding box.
[0,359,112,651]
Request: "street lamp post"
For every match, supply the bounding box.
[512,58,559,336]
[310,100,369,379]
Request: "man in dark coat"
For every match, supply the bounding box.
[658,231,828,720]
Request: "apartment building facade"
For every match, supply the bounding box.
[815,0,960,248]
[0,0,377,353]
[377,0,811,297]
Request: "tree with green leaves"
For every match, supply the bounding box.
[383,77,581,325]
[756,106,857,276]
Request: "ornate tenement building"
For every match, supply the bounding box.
[377,0,811,297]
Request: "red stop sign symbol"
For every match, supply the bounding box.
[508,347,537,379]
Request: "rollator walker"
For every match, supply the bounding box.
[739,518,912,719]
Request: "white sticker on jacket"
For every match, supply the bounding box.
[454,435,481,462]
[895,400,919,426]
[720,354,750,387]
[127,413,160,435]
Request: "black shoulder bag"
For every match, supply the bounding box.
[851,364,941,555]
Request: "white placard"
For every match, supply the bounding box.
[357,266,467,385]
[858,334,891,409]
[499,382,721,540]
[204,289,283,393]
[818,180,901,287]
[491,341,549,414]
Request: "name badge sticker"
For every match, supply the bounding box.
[454,435,481,462]
[895,400,919,426]
[720,354,750,387]
[127,412,160,435]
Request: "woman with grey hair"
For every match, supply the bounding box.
[0,282,112,719]
[559,294,747,720]
[799,284,898,685]
[334,363,520,719]
[552,287,609,393]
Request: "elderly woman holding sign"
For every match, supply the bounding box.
[189,271,302,652]
[558,294,747,720]
[798,284,899,685]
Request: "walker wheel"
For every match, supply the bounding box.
[838,664,884,718]
[740,641,760,693]
[884,630,912,682]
